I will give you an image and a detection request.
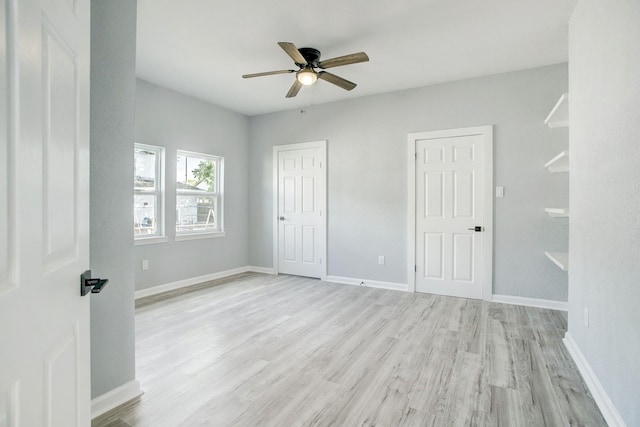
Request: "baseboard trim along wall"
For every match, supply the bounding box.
[246,265,277,275]
[134,266,276,299]
[491,294,568,311]
[326,275,409,292]
[563,333,628,427]
[135,269,571,312]
[91,380,143,419]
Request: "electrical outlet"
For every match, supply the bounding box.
[584,307,589,328]
[142,259,149,271]
[496,186,504,198]
[378,255,385,265]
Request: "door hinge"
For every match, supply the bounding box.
[415,152,417,160]
[414,265,417,272]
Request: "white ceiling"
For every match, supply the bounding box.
[136,0,577,117]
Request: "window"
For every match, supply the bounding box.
[176,150,224,238]
[134,144,165,242]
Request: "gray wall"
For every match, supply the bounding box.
[90,0,137,398]
[134,79,249,290]
[568,1,640,425]
[249,64,570,301]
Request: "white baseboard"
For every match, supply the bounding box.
[491,294,568,311]
[326,275,408,292]
[91,380,142,419]
[135,266,275,300]
[135,266,249,299]
[246,265,276,275]
[563,332,628,427]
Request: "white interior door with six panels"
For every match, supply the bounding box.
[276,141,326,279]
[415,133,487,299]
[0,0,91,425]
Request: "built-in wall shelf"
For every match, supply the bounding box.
[545,208,569,218]
[545,150,569,172]
[545,93,569,128]
[545,251,569,272]
[543,94,569,277]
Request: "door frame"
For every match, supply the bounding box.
[407,126,494,300]
[272,140,327,280]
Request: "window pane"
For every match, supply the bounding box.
[134,194,158,236]
[176,154,216,193]
[135,148,156,191]
[176,195,217,232]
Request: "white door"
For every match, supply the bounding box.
[0,0,91,425]
[412,127,493,299]
[274,141,326,279]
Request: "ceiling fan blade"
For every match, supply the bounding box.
[286,80,303,98]
[278,42,307,65]
[242,69,295,78]
[318,52,369,69]
[318,71,357,91]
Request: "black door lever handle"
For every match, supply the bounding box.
[81,270,109,296]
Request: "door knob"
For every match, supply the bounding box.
[279,216,286,221]
[80,270,109,296]
[468,226,483,232]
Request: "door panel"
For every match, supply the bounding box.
[453,170,474,218]
[283,177,296,213]
[283,225,297,262]
[45,328,79,426]
[453,233,474,281]
[425,146,444,164]
[0,0,91,425]
[275,142,326,279]
[301,177,315,213]
[424,232,444,279]
[425,171,444,218]
[302,225,315,263]
[415,133,485,299]
[453,145,474,162]
[302,155,315,169]
[43,22,79,271]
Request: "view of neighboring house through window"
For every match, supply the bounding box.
[176,150,224,236]
[134,144,164,239]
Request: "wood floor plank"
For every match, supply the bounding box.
[458,299,487,355]
[437,351,484,426]
[485,318,517,389]
[407,328,461,415]
[484,384,525,426]
[92,273,606,427]
[511,338,568,426]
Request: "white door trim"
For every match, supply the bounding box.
[407,126,493,300]
[272,140,327,280]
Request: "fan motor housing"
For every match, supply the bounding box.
[298,47,321,67]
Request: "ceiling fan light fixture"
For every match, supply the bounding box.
[242,42,369,97]
[297,67,318,86]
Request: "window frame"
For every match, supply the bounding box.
[175,149,225,240]
[134,143,167,245]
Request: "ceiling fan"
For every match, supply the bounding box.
[242,42,369,98]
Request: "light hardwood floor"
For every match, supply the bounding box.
[93,273,606,427]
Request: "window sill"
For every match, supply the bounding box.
[134,236,168,246]
[175,231,226,242]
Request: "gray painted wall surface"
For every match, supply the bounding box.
[134,79,249,290]
[569,1,640,425]
[90,0,137,398]
[249,64,569,301]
